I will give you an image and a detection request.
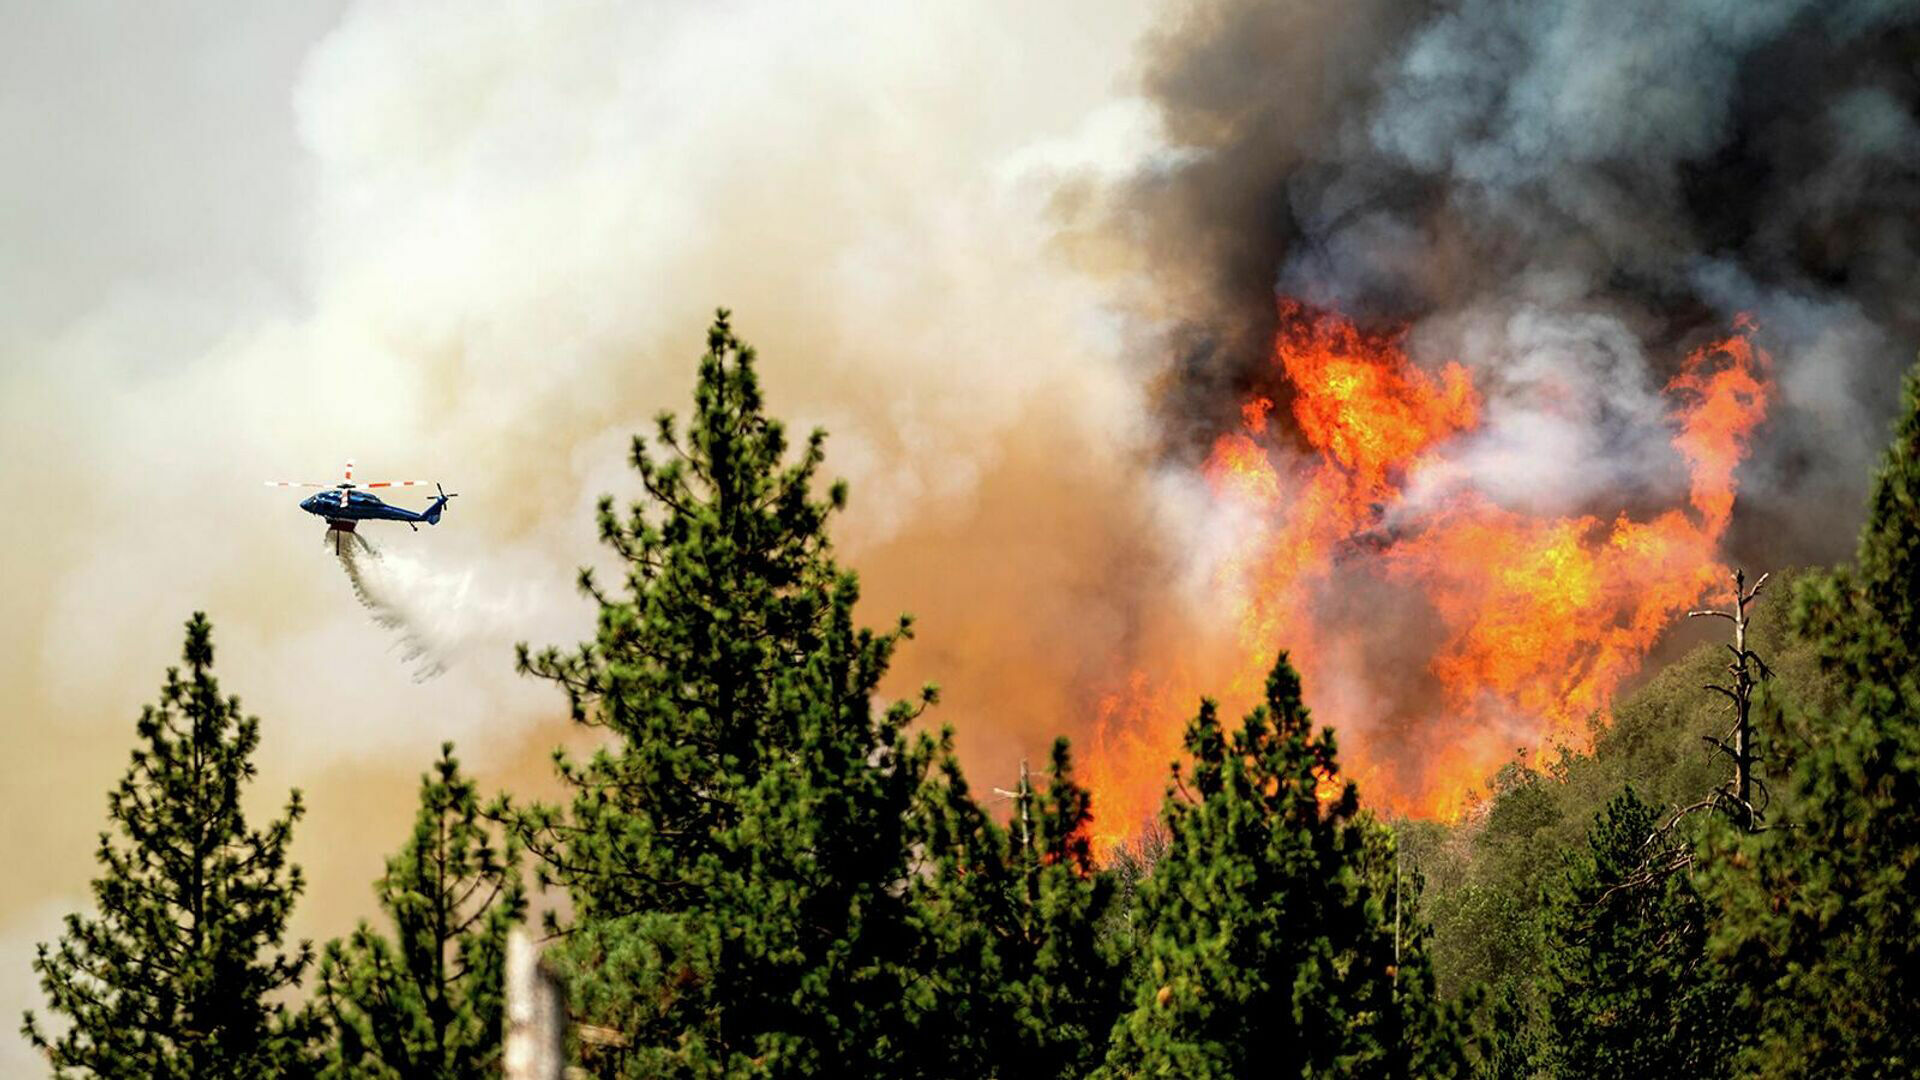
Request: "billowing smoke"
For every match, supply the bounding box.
[0,6,1164,1067]
[1053,0,1920,830]
[1101,0,1920,554]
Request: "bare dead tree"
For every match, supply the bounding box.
[1597,570,1777,908]
[990,757,1033,851]
[1687,569,1774,833]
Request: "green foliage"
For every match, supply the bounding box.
[1415,569,1824,1019]
[508,308,851,922]
[22,613,320,1079]
[317,743,525,1079]
[1540,789,1733,1079]
[909,737,1125,1079]
[1699,361,1920,1077]
[1099,653,1465,1078]
[1097,822,1170,969]
[499,311,941,1077]
[1464,982,1545,1080]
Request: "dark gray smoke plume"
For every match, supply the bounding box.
[1109,0,1920,563]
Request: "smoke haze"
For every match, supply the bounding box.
[0,2,1166,1070]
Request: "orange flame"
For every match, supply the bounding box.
[1085,301,1770,851]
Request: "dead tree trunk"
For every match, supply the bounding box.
[504,929,568,1080]
[1687,569,1772,832]
[1618,570,1776,891]
[993,757,1035,907]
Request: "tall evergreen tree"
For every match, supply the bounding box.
[22,613,320,1079]
[498,311,940,1077]
[1702,359,1920,1075]
[909,737,1124,1079]
[316,742,525,1079]
[1099,653,1464,1078]
[1539,788,1734,1079]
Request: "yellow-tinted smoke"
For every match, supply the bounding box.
[0,4,1173,1069]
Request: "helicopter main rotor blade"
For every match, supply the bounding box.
[362,480,433,488]
[265,481,329,487]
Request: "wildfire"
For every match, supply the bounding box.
[1086,301,1771,852]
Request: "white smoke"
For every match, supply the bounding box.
[1396,299,1677,520]
[0,1,1180,1055]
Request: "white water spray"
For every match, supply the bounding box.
[329,530,447,681]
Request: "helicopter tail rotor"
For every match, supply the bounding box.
[424,483,458,526]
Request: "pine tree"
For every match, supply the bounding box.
[1701,359,1920,1075]
[497,310,940,1077]
[21,613,320,1079]
[1098,653,1464,1078]
[316,742,525,1078]
[1539,788,1734,1079]
[909,737,1125,1079]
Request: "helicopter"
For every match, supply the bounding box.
[267,459,456,552]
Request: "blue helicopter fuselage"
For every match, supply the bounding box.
[300,488,450,529]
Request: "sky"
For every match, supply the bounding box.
[0,2,1174,1070]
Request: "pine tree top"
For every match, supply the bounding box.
[24,613,319,1078]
